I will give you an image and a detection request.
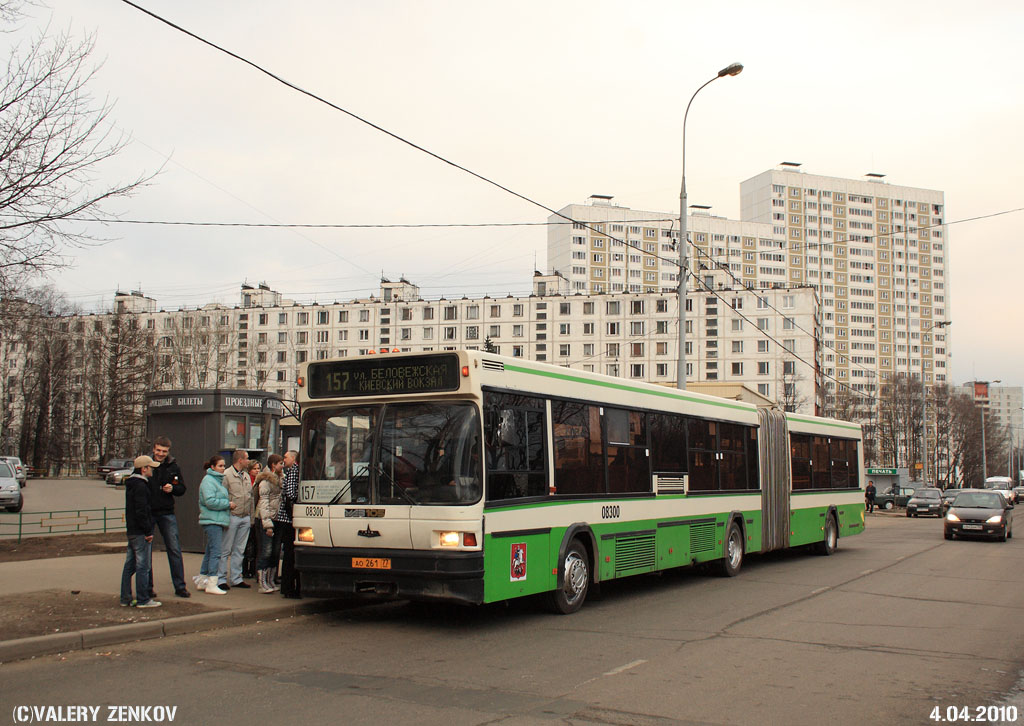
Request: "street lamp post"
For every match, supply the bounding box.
[919,320,950,485]
[677,62,743,390]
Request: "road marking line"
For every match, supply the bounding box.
[811,586,830,594]
[603,660,647,677]
[860,569,874,575]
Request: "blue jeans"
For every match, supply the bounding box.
[151,513,187,593]
[218,514,251,585]
[121,535,153,605]
[201,524,225,576]
[255,524,276,570]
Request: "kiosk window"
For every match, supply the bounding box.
[225,416,246,450]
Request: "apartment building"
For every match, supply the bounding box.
[962,381,1024,447]
[548,166,951,408]
[741,164,950,399]
[547,195,787,297]
[2,276,822,422]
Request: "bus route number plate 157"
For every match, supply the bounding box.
[300,481,344,503]
[352,557,391,569]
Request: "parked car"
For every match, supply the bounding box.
[984,476,1016,504]
[0,456,26,488]
[945,489,1013,541]
[876,486,916,510]
[105,465,134,487]
[0,460,23,512]
[906,487,943,517]
[98,458,134,480]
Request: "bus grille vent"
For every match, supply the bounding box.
[481,359,505,372]
[690,523,716,554]
[656,476,686,494]
[614,534,656,574]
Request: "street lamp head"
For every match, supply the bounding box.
[719,62,744,77]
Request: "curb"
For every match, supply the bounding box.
[0,599,352,664]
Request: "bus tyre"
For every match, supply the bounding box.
[715,521,743,577]
[817,514,838,556]
[548,540,589,615]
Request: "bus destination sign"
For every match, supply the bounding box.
[307,354,461,398]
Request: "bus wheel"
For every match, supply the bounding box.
[817,514,838,556]
[715,521,743,577]
[548,540,589,614]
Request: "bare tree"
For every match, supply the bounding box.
[777,364,807,413]
[0,11,149,297]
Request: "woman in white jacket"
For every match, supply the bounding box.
[254,454,284,593]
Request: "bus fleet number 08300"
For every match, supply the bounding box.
[304,506,325,518]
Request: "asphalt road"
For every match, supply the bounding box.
[2,513,1022,726]
[17,477,124,513]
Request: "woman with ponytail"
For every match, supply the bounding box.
[196,455,230,595]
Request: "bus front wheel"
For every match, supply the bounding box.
[548,540,589,615]
[715,521,744,577]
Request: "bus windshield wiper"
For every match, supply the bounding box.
[378,467,419,505]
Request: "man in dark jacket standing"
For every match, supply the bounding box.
[121,455,161,608]
[148,436,190,598]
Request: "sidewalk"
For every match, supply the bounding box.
[0,548,348,663]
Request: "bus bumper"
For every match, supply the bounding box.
[296,546,485,605]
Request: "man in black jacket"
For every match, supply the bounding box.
[148,436,189,598]
[121,456,161,608]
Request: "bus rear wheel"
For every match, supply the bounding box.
[817,514,838,556]
[547,540,589,614]
[715,521,743,577]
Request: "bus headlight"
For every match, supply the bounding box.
[439,531,460,547]
[297,527,315,543]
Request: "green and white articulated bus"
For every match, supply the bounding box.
[293,349,865,613]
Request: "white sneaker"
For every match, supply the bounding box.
[137,600,162,608]
[193,575,208,589]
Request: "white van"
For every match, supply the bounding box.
[984,476,1016,504]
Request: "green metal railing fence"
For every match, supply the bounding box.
[0,508,126,542]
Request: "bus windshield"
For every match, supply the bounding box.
[302,402,482,506]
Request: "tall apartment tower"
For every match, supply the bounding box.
[740,164,950,401]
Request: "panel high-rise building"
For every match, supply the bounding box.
[741,164,950,400]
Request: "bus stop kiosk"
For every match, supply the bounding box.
[145,389,284,553]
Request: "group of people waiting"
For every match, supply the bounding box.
[120,436,301,608]
[196,449,300,597]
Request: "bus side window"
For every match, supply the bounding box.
[484,393,547,501]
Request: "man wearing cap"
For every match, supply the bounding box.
[147,436,189,598]
[120,455,162,608]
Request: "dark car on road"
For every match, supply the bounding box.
[97,458,133,479]
[906,487,943,517]
[1013,484,1024,505]
[944,489,1014,541]
[941,488,962,514]
[876,486,916,510]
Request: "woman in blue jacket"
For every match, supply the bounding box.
[196,455,230,595]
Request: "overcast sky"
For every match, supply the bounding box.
[11,0,1024,387]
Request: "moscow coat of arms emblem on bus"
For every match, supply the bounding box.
[510,543,527,581]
